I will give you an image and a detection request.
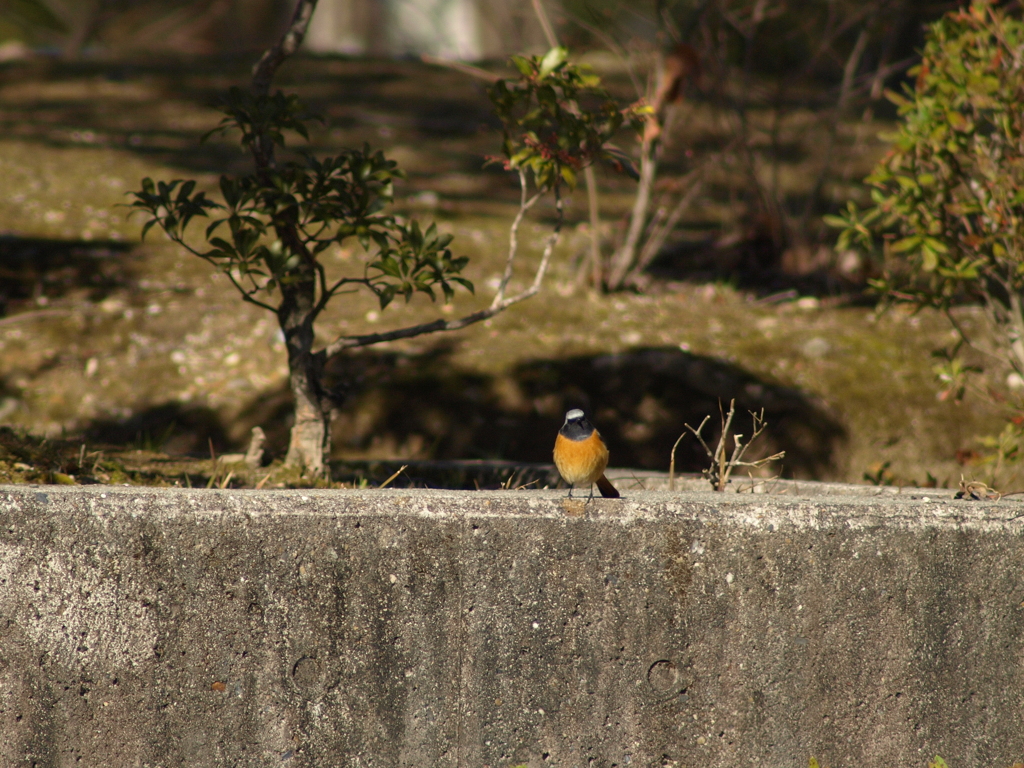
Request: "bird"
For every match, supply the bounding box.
[553,409,620,499]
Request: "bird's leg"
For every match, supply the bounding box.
[587,484,595,501]
[567,484,574,498]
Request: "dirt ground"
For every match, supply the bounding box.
[0,53,1009,490]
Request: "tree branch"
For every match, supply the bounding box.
[223,268,279,313]
[630,170,704,281]
[492,169,543,309]
[324,187,564,356]
[313,274,371,319]
[531,0,559,49]
[252,0,318,98]
[420,54,501,83]
[250,0,319,171]
[606,135,656,289]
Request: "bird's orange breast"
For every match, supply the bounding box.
[554,431,609,486]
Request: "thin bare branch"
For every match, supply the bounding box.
[607,136,656,289]
[492,169,543,309]
[583,165,603,288]
[420,54,501,83]
[562,12,643,96]
[668,429,691,492]
[715,399,737,490]
[684,415,714,459]
[312,274,371,319]
[222,268,279,313]
[631,173,705,280]
[839,26,871,111]
[532,0,560,49]
[684,401,784,491]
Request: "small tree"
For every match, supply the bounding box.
[130,0,642,477]
[830,0,1024,386]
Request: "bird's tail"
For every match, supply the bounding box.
[596,474,620,499]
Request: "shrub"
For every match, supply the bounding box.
[831,1,1024,383]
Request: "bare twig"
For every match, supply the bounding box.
[839,26,871,111]
[631,173,705,281]
[583,165,603,287]
[669,423,699,491]
[682,400,785,491]
[420,54,501,83]
[607,134,657,288]
[378,464,408,489]
[532,0,559,49]
[0,308,77,327]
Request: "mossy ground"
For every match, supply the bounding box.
[0,54,1010,490]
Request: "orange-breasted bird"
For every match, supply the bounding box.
[553,409,620,499]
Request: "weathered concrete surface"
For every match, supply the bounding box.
[1,485,1023,768]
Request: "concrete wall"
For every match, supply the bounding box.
[0,485,1022,767]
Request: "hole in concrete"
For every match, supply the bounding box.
[292,656,319,688]
[647,659,680,694]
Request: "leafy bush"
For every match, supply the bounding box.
[828,0,1024,487]
[831,1,1024,383]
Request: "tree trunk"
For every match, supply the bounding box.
[284,348,331,476]
[278,278,332,476]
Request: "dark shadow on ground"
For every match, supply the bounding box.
[232,344,847,483]
[643,236,871,302]
[75,346,846,486]
[83,402,231,456]
[0,235,134,315]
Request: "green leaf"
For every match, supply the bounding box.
[892,236,923,253]
[895,175,920,192]
[538,46,567,78]
[176,180,197,202]
[511,55,533,77]
[921,245,939,272]
[884,88,910,107]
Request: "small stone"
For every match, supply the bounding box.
[802,337,830,358]
[409,190,439,208]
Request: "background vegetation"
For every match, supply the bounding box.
[0,0,1016,490]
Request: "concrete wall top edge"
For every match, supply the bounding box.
[1,483,1020,533]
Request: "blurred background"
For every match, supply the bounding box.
[0,0,1003,489]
